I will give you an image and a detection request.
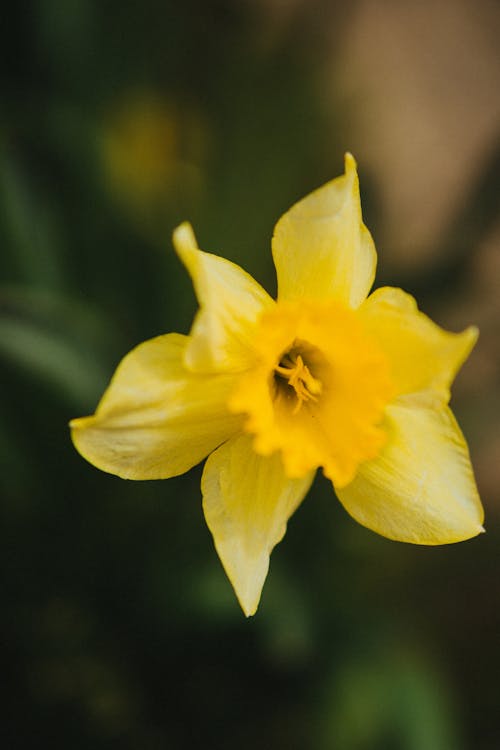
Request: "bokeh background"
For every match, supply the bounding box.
[2,1,500,748]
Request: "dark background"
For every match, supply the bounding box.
[1,1,499,748]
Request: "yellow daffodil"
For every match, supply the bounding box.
[70,154,484,616]
[101,92,206,231]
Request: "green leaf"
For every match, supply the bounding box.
[0,150,66,289]
[0,286,122,409]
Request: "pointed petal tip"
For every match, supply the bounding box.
[466,324,479,346]
[172,221,197,255]
[459,522,485,542]
[236,582,262,617]
[69,415,92,431]
[344,152,357,173]
[343,152,360,200]
[241,601,258,618]
[461,521,486,541]
[226,570,262,618]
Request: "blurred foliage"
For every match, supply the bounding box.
[1,1,499,748]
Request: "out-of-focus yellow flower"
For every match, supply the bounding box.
[71,155,483,616]
[101,92,205,226]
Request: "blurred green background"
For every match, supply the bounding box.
[1,1,499,748]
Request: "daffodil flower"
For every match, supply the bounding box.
[71,154,483,616]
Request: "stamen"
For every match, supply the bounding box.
[275,353,322,413]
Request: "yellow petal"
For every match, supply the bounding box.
[336,401,484,544]
[359,286,478,403]
[173,222,274,373]
[201,433,315,616]
[70,333,242,479]
[272,153,376,308]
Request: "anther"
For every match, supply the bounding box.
[275,353,322,413]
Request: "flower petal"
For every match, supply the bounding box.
[336,401,484,544]
[359,287,478,403]
[272,153,376,308]
[70,333,242,479]
[201,433,315,616]
[173,222,274,373]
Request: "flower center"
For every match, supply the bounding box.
[274,349,322,413]
[229,300,394,486]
